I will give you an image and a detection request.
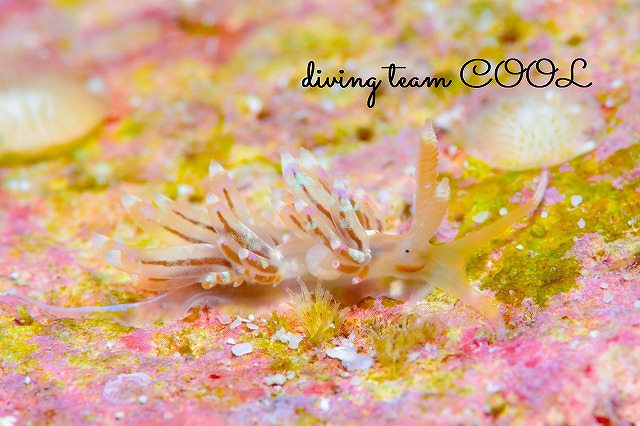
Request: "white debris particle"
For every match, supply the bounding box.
[246,323,259,330]
[225,338,236,345]
[286,372,295,380]
[589,330,599,338]
[229,316,244,329]
[23,376,31,385]
[486,381,503,393]
[106,341,115,350]
[245,96,263,114]
[600,283,609,289]
[263,373,287,386]
[270,327,304,349]
[472,210,490,224]
[138,395,147,404]
[115,412,124,420]
[578,218,586,229]
[248,314,255,321]
[319,397,331,412]
[0,416,17,426]
[602,293,614,304]
[407,352,420,362]
[611,79,623,89]
[499,207,508,216]
[217,314,232,325]
[541,211,549,219]
[516,244,523,251]
[231,342,253,357]
[570,195,583,207]
[634,300,640,308]
[326,346,374,371]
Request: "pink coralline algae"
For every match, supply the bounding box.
[1,1,640,425]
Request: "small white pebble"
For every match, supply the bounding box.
[23,376,31,385]
[578,218,586,229]
[105,341,115,350]
[319,397,331,412]
[602,293,614,303]
[541,211,549,219]
[245,96,263,114]
[225,338,236,345]
[611,79,623,89]
[10,272,19,280]
[499,207,508,216]
[600,283,609,289]
[263,373,287,386]
[516,244,523,250]
[85,76,105,94]
[231,342,253,357]
[589,330,599,338]
[634,300,640,308]
[248,314,255,322]
[138,395,147,404]
[570,195,583,207]
[229,316,244,329]
[472,210,490,224]
[115,412,125,420]
[286,372,295,380]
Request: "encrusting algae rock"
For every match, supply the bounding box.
[0,69,108,164]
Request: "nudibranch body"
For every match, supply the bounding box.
[17,120,547,339]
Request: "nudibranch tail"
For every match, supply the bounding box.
[6,283,285,327]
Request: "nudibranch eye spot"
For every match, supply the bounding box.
[458,87,604,171]
[0,70,108,164]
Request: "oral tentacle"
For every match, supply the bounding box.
[447,171,549,257]
[424,253,506,339]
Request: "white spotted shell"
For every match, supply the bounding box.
[458,87,604,170]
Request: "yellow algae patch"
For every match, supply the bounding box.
[0,317,41,364]
[0,70,108,164]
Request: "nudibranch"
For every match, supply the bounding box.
[15,120,547,339]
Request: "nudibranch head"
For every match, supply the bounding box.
[456,87,604,170]
[0,69,108,164]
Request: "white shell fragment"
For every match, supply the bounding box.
[459,88,604,170]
